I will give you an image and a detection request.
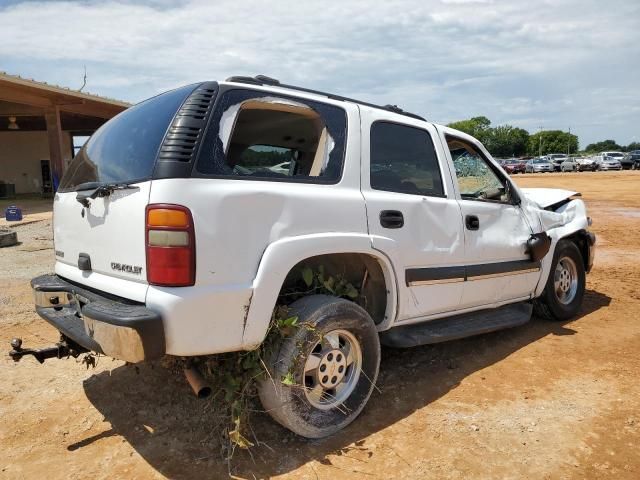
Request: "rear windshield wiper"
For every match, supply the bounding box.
[75,182,138,207]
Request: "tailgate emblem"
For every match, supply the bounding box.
[111,262,143,275]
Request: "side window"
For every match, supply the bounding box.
[370,122,444,197]
[446,135,509,202]
[196,89,347,183]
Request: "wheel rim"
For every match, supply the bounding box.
[303,329,363,410]
[554,256,578,305]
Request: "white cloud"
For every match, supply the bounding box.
[0,0,638,145]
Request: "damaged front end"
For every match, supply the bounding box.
[522,188,596,274]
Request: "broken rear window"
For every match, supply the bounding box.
[196,89,347,183]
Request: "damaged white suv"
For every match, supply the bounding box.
[11,75,595,438]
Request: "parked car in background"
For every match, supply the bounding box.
[594,152,623,171]
[547,153,569,172]
[525,157,554,173]
[622,150,640,170]
[560,158,577,172]
[574,157,597,172]
[501,158,526,174]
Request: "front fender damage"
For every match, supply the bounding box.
[532,198,595,296]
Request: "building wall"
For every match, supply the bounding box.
[0,131,72,194]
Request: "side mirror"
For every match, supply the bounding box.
[527,232,551,262]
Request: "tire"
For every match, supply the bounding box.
[258,295,380,438]
[0,229,18,248]
[534,240,585,321]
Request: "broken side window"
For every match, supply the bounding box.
[196,89,347,183]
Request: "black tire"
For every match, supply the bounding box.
[258,295,380,438]
[0,229,18,248]
[534,240,585,321]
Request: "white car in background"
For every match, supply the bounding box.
[574,157,597,172]
[594,152,623,171]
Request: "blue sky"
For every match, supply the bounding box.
[1,0,638,147]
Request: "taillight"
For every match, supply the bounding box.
[146,204,195,286]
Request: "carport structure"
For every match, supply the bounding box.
[0,72,129,194]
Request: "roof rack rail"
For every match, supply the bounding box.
[224,75,426,121]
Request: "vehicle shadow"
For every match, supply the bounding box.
[80,289,610,478]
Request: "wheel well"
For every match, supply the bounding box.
[562,231,590,271]
[279,253,389,325]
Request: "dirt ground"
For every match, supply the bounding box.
[1,171,639,479]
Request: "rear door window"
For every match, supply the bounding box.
[369,121,444,197]
[59,84,196,191]
[196,89,347,183]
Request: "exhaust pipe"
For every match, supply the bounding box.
[184,366,212,399]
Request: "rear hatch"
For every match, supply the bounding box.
[53,84,198,301]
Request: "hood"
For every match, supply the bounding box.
[520,188,580,209]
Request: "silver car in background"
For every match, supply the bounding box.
[560,158,577,172]
[525,157,555,173]
[595,152,623,171]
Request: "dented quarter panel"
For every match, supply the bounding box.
[146,101,367,353]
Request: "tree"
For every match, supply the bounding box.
[584,139,621,152]
[486,125,529,157]
[528,130,578,156]
[624,142,640,152]
[447,116,492,145]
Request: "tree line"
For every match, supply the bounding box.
[447,116,638,157]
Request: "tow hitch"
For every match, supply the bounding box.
[9,337,88,364]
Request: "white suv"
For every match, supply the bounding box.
[11,75,595,438]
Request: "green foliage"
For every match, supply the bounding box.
[447,116,493,145]
[527,130,578,156]
[173,265,361,461]
[300,265,359,299]
[486,125,530,157]
[447,117,530,157]
[584,139,622,152]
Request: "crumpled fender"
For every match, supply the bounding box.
[520,187,579,209]
[533,198,591,296]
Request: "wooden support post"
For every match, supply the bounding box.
[45,106,64,190]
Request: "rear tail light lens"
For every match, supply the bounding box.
[146,204,195,286]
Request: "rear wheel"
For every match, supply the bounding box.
[534,240,585,321]
[258,295,380,438]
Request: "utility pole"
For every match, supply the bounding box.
[539,126,543,157]
[567,127,571,156]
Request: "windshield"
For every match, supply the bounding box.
[534,159,548,164]
[606,153,624,158]
[59,84,196,192]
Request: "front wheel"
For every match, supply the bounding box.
[534,240,586,321]
[258,295,380,438]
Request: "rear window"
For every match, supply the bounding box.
[58,84,196,191]
[196,89,347,183]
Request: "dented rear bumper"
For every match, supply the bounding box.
[31,274,165,363]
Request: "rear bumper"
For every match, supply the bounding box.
[31,274,164,363]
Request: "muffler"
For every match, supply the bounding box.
[184,365,212,399]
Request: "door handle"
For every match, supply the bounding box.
[380,210,404,229]
[465,215,480,230]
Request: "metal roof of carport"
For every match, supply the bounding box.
[0,71,131,118]
[0,71,130,188]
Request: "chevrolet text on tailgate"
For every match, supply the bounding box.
[10,75,596,438]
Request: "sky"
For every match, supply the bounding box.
[0,0,638,147]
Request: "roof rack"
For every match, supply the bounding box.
[225,75,426,121]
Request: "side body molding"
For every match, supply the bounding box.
[242,233,398,348]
